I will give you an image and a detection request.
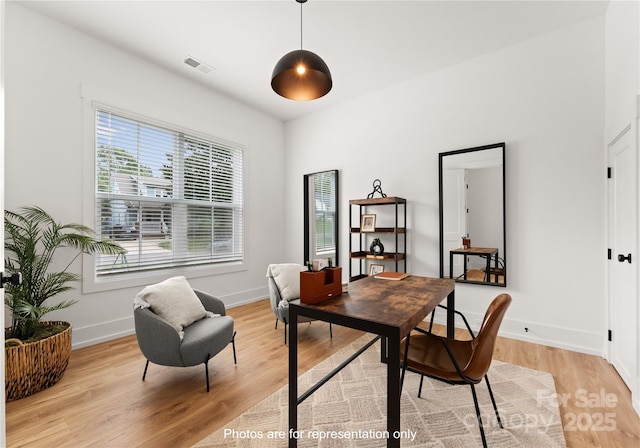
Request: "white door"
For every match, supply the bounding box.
[442,169,466,278]
[607,124,638,396]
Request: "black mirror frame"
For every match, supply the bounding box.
[439,142,506,286]
[304,169,339,266]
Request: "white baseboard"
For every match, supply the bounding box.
[72,316,136,349]
[71,286,269,349]
[429,310,604,356]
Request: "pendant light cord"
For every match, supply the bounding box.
[300,1,303,50]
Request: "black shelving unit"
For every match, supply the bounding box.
[348,197,407,281]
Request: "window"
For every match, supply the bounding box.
[95,108,243,275]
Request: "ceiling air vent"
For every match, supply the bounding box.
[183,56,214,74]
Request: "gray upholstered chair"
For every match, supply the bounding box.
[134,285,236,392]
[266,263,332,344]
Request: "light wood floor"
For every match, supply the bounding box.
[6,298,640,448]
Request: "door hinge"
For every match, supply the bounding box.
[608,329,612,342]
[608,248,612,260]
[607,167,612,179]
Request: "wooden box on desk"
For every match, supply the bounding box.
[300,267,342,304]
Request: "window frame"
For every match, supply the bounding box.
[81,88,247,293]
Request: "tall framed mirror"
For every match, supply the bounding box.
[439,143,506,286]
[304,169,339,266]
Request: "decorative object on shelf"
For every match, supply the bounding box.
[462,237,471,249]
[370,238,385,256]
[271,0,332,101]
[360,214,376,232]
[328,258,333,268]
[366,179,387,199]
[368,264,384,276]
[306,261,313,272]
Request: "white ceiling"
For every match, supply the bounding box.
[19,0,609,122]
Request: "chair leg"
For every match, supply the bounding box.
[470,383,488,448]
[231,331,238,364]
[400,334,411,393]
[142,360,150,381]
[275,319,279,330]
[284,323,287,344]
[429,309,436,333]
[418,375,425,398]
[205,360,210,393]
[329,323,333,339]
[484,375,503,428]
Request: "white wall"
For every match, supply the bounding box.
[284,17,606,355]
[605,0,639,143]
[4,3,284,348]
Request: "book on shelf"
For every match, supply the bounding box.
[374,271,410,281]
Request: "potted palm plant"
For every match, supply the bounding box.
[4,206,123,401]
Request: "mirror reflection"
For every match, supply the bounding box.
[304,170,339,266]
[439,143,506,286]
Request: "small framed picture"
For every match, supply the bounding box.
[360,214,376,232]
[369,264,384,276]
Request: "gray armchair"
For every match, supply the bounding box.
[266,263,332,344]
[134,289,236,392]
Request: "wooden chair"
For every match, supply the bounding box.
[400,294,512,448]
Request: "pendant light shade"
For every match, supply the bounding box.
[271,0,332,101]
[271,49,332,101]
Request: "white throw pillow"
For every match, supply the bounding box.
[136,276,206,332]
[269,263,305,302]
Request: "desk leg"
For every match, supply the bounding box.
[387,331,401,448]
[485,255,491,282]
[447,291,455,338]
[380,336,388,363]
[449,252,454,279]
[288,309,298,448]
[463,255,468,280]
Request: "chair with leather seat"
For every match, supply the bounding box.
[400,293,512,448]
[134,276,237,392]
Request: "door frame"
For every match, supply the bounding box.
[605,97,640,417]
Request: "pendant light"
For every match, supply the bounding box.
[271,0,332,101]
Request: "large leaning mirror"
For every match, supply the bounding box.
[304,169,339,266]
[439,143,506,286]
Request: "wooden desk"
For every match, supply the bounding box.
[449,247,499,282]
[288,275,455,448]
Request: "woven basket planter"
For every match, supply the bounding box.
[5,321,72,402]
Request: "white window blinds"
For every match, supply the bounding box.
[95,108,244,275]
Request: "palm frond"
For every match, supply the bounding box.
[4,206,124,340]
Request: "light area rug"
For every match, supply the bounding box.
[193,334,566,447]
